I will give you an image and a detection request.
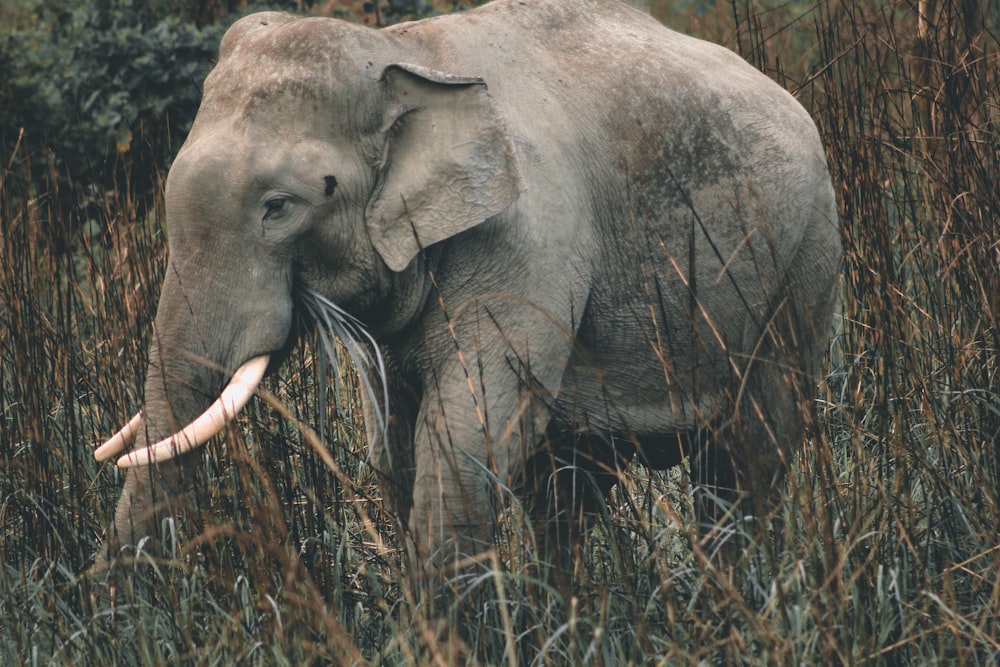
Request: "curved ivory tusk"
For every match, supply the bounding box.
[116,355,270,468]
[94,412,145,462]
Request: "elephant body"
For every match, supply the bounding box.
[97,0,840,579]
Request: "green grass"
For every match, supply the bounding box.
[3,1,1000,664]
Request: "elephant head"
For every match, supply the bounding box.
[93,11,520,566]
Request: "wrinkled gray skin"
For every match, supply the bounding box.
[98,0,840,580]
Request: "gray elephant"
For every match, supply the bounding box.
[94,0,840,582]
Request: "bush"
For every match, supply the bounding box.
[0,0,228,210]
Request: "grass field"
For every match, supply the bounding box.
[2,1,999,664]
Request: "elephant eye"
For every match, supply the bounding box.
[263,195,291,220]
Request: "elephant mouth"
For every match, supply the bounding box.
[94,355,270,468]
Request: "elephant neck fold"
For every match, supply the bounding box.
[363,247,440,339]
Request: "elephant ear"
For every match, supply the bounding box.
[366,63,522,272]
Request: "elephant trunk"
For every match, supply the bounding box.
[93,267,283,571]
[92,329,209,566]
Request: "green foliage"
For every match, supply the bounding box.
[0,0,228,205]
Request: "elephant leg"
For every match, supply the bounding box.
[405,349,567,578]
[406,405,513,573]
[520,431,635,589]
[401,275,589,585]
[690,299,818,556]
[688,418,785,540]
[689,414,789,567]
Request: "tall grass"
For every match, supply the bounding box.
[2,1,999,664]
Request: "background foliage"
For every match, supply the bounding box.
[2,0,999,664]
[0,0,228,213]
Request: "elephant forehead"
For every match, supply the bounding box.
[219,13,373,66]
[172,132,333,187]
[203,16,381,120]
[203,63,333,122]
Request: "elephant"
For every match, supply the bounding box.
[93,0,840,584]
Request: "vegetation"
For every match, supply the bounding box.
[2,0,998,664]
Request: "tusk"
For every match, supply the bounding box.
[94,412,145,462]
[116,355,269,468]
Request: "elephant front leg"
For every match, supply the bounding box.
[400,280,589,589]
[404,361,551,579]
[406,413,508,576]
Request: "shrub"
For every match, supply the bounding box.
[0,0,229,210]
